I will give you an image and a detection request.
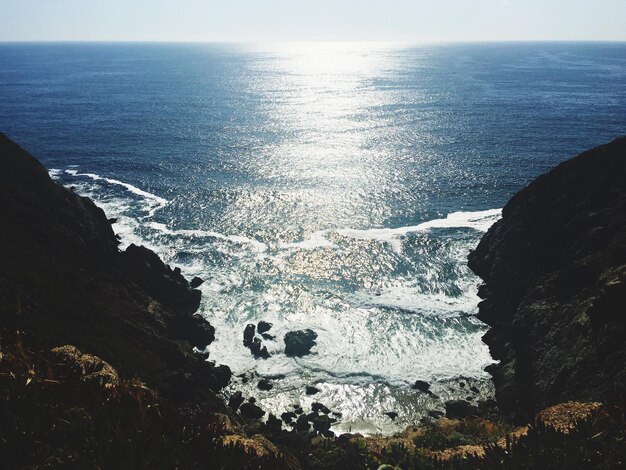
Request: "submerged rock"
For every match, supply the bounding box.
[284,329,318,357]
[306,385,321,395]
[258,378,273,391]
[384,412,398,421]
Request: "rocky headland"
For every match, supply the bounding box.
[0,132,230,402]
[469,137,626,419]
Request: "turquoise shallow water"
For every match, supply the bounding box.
[2,42,625,433]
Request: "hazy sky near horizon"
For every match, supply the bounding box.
[1,0,625,42]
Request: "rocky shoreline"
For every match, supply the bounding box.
[1,132,624,468]
[0,132,231,404]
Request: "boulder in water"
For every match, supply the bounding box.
[306,385,320,395]
[258,378,273,391]
[412,380,431,393]
[284,329,318,357]
[243,324,255,346]
[258,320,273,334]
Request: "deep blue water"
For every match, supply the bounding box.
[1,42,625,433]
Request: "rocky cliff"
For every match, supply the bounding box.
[469,137,626,419]
[0,132,230,404]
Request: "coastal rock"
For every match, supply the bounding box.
[166,314,215,349]
[295,414,310,432]
[312,402,331,414]
[445,400,477,419]
[284,329,318,357]
[243,324,255,346]
[258,321,272,334]
[258,378,273,391]
[190,276,205,289]
[312,415,332,432]
[121,244,201,315]
[228,391,245,411]
[0,133,230,407]
[250,337,270,359]
[264,413,282,434]
[412,380,430,393]
[239,402,266,421]
[468,137,626,418]
[306,385,321,395]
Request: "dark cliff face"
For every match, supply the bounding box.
[0,133,230,404]
[469,137,626,418]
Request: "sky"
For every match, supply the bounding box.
[1,0,625,42]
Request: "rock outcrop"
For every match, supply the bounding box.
[0,133,230,403]
[284,329,318,357]
[469,137,626,418]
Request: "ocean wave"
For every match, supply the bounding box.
[48,168,62,179]
[279,208,502,253]
[345,287,480,318]
[64,169,168,215]
[147,222,268,253]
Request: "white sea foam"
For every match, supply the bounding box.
[147,222,268,253]
[64,169,168,215]
[279,208,501,253]
[48,168,62,179]
[279,230,336,250]
[346,286,479,318]
[336,208,502,241]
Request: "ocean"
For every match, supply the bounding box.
[1,41,625,434]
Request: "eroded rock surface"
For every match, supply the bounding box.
[469,137,626,418]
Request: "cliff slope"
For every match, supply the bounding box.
[0,132,230,404]
[469,137,626,418]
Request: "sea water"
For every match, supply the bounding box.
[1,42,625,434]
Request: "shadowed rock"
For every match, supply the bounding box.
[284,329,318,357]
[306,385,320,395]
[412,380,430,393]
[258,378,273,391]
[0,133,230,405]
[469,136,626,418]
[243,324,255,346]
[258,321,272,334]
[240,402,265,421]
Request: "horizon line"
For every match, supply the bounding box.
[1,38,625,45]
